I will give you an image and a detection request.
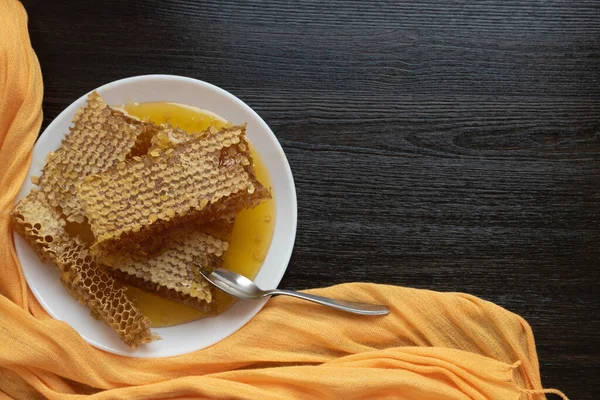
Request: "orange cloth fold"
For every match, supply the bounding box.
[0,1,568,399]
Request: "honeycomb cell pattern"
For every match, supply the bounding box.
[37,91,161,223]
[97,225,229,304]
[57,242,156,348]
[79,124,270,252]
[12,191,71,262]
[12,191,155,348]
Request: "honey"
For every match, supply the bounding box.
[123,102,275,327]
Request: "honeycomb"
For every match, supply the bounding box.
[110,268,217,313]
[12,191,71,262]
[104,216,233,310]
[13,92,271,345]
[37,91,160,223]
[150,124,270,222]
[56,242,156,348]
[97,225,228,304]
[78,124,270,252]
[12,192,155,348]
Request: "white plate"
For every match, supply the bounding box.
[13,75,297,357]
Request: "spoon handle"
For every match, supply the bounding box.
[266,289,390,316]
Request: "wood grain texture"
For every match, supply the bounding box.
[20,0,600,397]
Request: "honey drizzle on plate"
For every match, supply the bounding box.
[123,102,275,327]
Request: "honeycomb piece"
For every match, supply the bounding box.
[97,226,228,303]
[152,125,268,224]
[109,268,218,313]
[107,218,234,311]
[57,242,155,348]
[151,125,270,222]
[37,91,160,223]
[12,192,155,348]
[78,124,270,251]
[12,191,71,262]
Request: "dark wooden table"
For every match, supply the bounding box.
[21,0,600,398]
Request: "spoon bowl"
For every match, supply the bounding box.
[204,268,265,299]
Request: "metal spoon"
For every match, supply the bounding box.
[198,268,390,316]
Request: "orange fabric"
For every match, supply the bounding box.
[0,1,568,399]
